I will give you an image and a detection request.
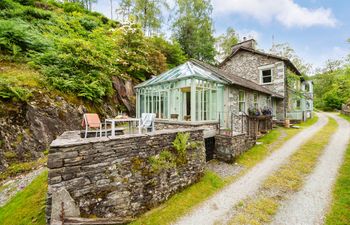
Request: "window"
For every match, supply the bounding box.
[253,93,259,108]
[296,99,301,110]
[261,69,272,84]
[239,90,245,112]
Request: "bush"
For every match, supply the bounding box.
[0,19,50,56]
[23,7,52,20]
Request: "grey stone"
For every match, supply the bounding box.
[51,188,80,222]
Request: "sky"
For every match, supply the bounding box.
[92,0,350,72]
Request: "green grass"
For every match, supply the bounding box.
[325,114,350,225]
[0,157,47,182]
[228,116,337,225]
[0,171,48,225]
[0,62,42,88]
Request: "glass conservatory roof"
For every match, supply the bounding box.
[135,60,228,88]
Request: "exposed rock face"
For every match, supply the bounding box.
[112,76,136,115]
[47,129,205,223]
[0,92,121,171]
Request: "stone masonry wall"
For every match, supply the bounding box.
[215,134,256,163]
[47,128,205,224]
[220,50,288,118]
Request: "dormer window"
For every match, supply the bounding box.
[259,65,274,84]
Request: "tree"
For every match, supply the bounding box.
[116,0,133,21]
[172,0,216,63]
[116,0,168,35]
[216,27,239,60]
[149,36,187,68]
[270,43,312,75]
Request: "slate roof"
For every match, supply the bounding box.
[190,59,284,98]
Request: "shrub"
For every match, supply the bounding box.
[23,7,52,20]
[0,19,50,56]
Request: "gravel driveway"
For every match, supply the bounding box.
[174,113,328,225]
[271,113,350,225]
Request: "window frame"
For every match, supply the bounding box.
[253,93,259,109]
[238,90,246,113]
[259,65,274,84]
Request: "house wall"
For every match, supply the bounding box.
[222,85,270,132]
[220,51,287,118]
[47,129,205,223]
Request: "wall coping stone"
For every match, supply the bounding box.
[50,128,205,148]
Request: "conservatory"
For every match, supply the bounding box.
[135,61,227,122]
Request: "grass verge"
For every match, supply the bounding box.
[0,171,48,225]
[228,117,337,225]
[130,116,319,225]
[325,114,350,225]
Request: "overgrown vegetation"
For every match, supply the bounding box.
[0,0,187,103]
[325,114,350,225]
[0,157,47,182]
[149,132,200,172]
[228,117,337,225]
[0,171,48,225]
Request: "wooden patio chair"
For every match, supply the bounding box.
[82,113,103,138]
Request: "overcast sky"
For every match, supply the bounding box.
[92,0,350,72]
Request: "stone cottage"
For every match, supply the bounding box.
[219,39,313,121]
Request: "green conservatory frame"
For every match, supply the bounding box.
[135,61,227,122]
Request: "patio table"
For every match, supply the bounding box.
[105,118,141,137]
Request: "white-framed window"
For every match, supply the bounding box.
[259,65,274,84]
[239,90,245,112]
[253,93,259,108]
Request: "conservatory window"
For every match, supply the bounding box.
[239,90,245,112]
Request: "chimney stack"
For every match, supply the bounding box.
[231,38,256,52]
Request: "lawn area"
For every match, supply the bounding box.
[0,171,48,225]
[228,117,337,225]
[325,114,350,225]
[130,115,319,225]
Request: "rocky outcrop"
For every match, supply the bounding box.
[112,76,136,115]
[0,91,124,171]
[0,93,83,170]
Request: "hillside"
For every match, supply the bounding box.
[0,0,186,172]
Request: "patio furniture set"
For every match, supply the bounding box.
[82,113,156,138]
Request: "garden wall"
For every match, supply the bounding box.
[215,134,256,163]
[47,128,205,224]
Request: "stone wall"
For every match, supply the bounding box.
[215,134,256,163]
[154,120,218,138]
[47,128,205,224]
[341,104,350,117]
[220,50,288,118]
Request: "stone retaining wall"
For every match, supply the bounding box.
[47,128,205,224]
[155,120,218,130]
[215,134,256,163]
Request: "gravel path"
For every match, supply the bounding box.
[174,113,328,225]
[271,113,350,225]
[0,167,46,207]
